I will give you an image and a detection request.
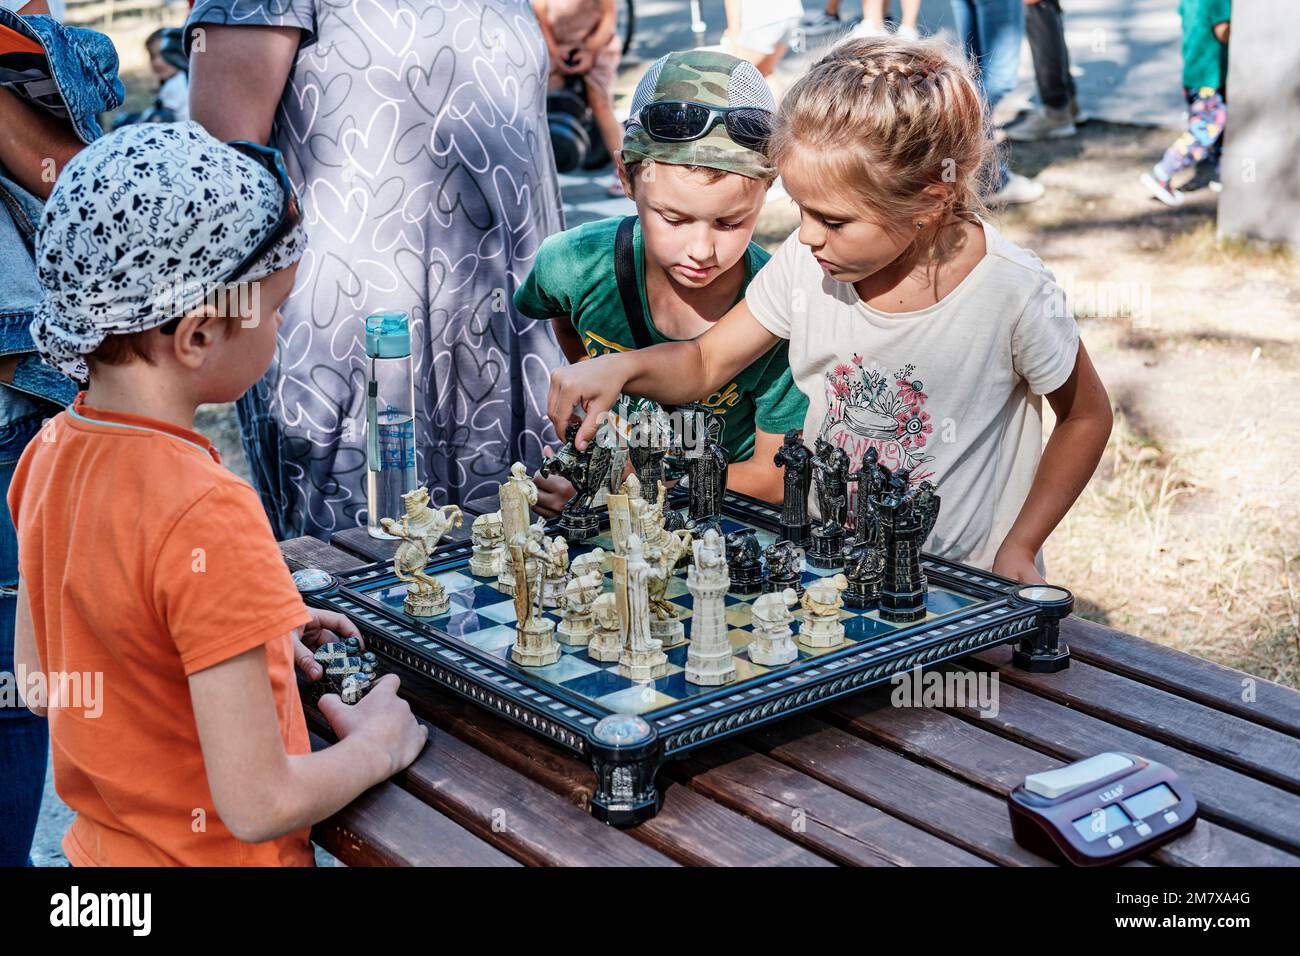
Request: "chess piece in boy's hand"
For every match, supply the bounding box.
[318,673,427,775]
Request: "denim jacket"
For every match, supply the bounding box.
[0,10,123,412]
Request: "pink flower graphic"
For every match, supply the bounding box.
[834,362,854,378]
[897,379,927,406]
[896,407,933,448]
[831,378,851,399]
[852,353,863,366]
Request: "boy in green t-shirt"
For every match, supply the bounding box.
[1140,0,1231,206]
[515,50,807,514]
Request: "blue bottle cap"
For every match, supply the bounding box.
[365,311,411,358]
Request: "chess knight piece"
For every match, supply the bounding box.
[748,588,800,665]
[540,421,612,542]
[878,471,942,623]
[469,511,505,577]
[647,528,693,648]
[725,528,765,594]
[773,430,813,548]
[557,569,603,646]
[682,404,728,534]
[797,574,849,649]
[764,539,806,598]
[382,487,464,617]
[497,462,539,595]
[808,437,850,569]
[841,524,886,610]
[617,535,670,681]
[509,524,563,667]
[685,529,736,685]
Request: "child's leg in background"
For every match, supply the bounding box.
[1155,87,1227,183]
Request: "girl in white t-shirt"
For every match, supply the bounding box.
[548,35,1112,582]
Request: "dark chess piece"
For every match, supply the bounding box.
[878,473,941,623]
[683,405,729,531]
[841,514,885,609]
[773,430,813,548]
[725,528,764,594]
[848,446,891,543]
[540,422,612,542]
[627,401,673,497]
[808,437,850,569]
[763,539,806,599]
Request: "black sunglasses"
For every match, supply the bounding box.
[161,140,301,334]
[636,101,773,153]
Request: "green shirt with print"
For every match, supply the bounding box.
[1180,0,1231,92]
[514,216,807,464]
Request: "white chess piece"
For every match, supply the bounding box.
[686,529,735,685]
[748,588,800,665]
[797,574,849,649]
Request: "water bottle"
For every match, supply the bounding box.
[365,310,417,538]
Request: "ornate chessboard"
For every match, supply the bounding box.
[302,490,1074,825]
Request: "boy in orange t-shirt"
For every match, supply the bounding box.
[10,122,426,866]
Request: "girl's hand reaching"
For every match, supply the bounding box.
[992,540,1047,585]
[548,352,636,450]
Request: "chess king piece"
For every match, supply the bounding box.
[468,510,505,577]
[647,528,693,648]
[587,591,624,662]
[748,587,799,665]
[878,472,941,623]
[509,530,562,667]
[497,462,539,595]
[381,487,464,617]
[848,446,890,543]
[682,404,729,533]
[808,437,851,569]
[616,535,669,681]
[764,539,806,598]
[541,533,570,608]
[540,421,612,542]
[773,430,813,548]
[725,528,765,594]
[557,569,603,646]
[685,529,736,685]
[797,573,849,649]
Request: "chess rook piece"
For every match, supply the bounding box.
[878,472,942,623]
[557,569,603,646]
[616,535,669,681]
[808,437,850,569]
[763,539,805,599]
[647,529,692,648]
[724,528,764,594]
[540,422,611,543]
[797,574,849,649]
[497,462,539,595]
[685,529,736,685]
[682,405,729,531]
[773,430,813,548]
[381,488,463,617]
[587,591,624,662]
[509,533,562,667]
[748,587,799,666]
[469,510,505,577]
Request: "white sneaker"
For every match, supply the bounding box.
[992,172,1045,205]
[896,24,919,40]
[1006,106,1077,142]
[849,19,886,39]
[1139,167,1185,207]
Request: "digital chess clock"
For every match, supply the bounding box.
[1008,752,1198,865]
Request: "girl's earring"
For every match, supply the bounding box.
[916,221,925,230]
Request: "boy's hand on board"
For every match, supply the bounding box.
[319,674,427,776]
[548,354,631,451]
[293,608,363,682]
[534,447,576,518]
[992,540,1047,585]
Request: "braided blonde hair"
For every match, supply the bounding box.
[770,35,997,269]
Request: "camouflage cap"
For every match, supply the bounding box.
[622,50,776,181]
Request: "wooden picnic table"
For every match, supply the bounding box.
[279,496,1300,867]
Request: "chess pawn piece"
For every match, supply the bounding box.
[773,430,813,548]
[748,587,799,666]
[764,539,806,599]
[725,528,765,594]
[541,534,570,608]
[685,529,736,685]
[381,488,463,617]
[509,536,561,667]
[570,547,608,581]
[468,510,505,577]
[617,535,669,681]
[797,574,849,649]
[557,569,603,646]
[497,462,539,595]
[587,591,624,662]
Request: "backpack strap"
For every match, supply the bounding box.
[614,215,656,351]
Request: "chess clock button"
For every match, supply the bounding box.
[1135,822,1152,836]
[1107,835,1124,849]
[1024,752,1133,798]
[1164,810,1180,824]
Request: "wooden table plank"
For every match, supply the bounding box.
[675,740,992,866]
[972,645,1300,794]
[282,534,366,573]
[748,716,1056,866]
[887,663,1300,853]
[1060,615,1300,738]
[827,694,1300,867]
[402,677,831,866]
[309,735,517,867]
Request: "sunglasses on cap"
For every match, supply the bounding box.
[161,140,302,334]
[635,101,773,153]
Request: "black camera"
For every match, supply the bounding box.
[546,73,610,174]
